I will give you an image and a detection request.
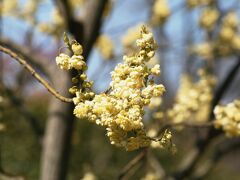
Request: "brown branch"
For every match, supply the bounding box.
[0,45,73,103]
[148,153,166,179]
[0,38,49,76]
[192,139,240,180]
[210,58,240,119]
[40,1,109,180]
[54,0,108,58]
[118,149,148,180]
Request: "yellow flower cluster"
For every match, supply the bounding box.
[151,0,171,26]
[214,100,240,137]
[187,0,215,9]
[168,70,215,124]
[96,35,114,60]
[199,7,219,30]
[56,35,95,105]
[56,43,86,71]
[73,26,165,151]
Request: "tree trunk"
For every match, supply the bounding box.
[40,1,108,179]
[40,69,74,180]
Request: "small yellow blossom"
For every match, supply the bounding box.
[56,42,87,71]
[151,64,161,76]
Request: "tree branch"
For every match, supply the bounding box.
[193,139,240,180]
[118,149,148,180]
[0,38,49,76]
[0,45,73,103]
[54,0,108,58]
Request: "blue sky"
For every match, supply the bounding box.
[2,0,240,94]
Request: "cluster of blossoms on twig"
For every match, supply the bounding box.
[55,27,167,151]
[56,33,94,104]
[214,100,240,137]
[167,70,215,125]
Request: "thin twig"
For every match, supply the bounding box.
[192,139,240,180]
[0,45,73,103]
[148,153,166,179]
[118,149,148,180]
[0,38,49,75]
